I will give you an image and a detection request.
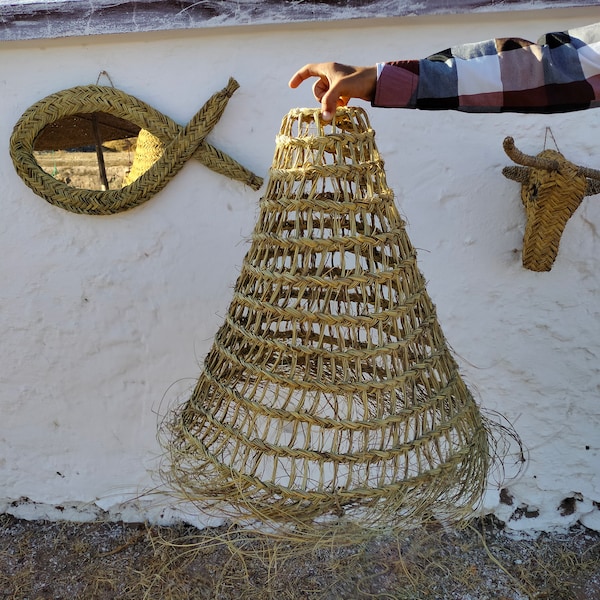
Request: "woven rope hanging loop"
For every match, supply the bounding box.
[167,107,489,528]
[10,79,263,215]
[503,136,600,272]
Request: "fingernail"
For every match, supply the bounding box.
[322,110,332,121]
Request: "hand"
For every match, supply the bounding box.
[288,63,377,121]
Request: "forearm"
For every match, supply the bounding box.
[373,22,600,114]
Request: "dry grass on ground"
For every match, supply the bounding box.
[1,514,599,600]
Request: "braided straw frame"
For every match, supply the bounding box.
[10,79,263,215]
[505,149,587,272]
[166,107,489,528]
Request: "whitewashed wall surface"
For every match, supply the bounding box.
[1,4,599,533]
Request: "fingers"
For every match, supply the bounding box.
[320,87,344,122]
[288,64,322,89]
[289,63,339,121]
[312,78,329,102]
[289,63,374,122]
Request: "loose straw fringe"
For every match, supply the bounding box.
[164,107,491,534]
[10,78,263,215]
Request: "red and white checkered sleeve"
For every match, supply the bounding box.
[372,22,600,114]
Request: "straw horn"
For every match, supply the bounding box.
[503,136,600,182]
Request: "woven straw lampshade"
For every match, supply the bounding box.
[167,107,489,527]
[122,129,164,187]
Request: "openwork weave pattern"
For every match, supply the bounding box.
[167,107,489,527]
[10,79,262,214]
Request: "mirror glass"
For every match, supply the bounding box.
[33,112,142,190]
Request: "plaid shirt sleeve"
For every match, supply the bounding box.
[372,22,600,113]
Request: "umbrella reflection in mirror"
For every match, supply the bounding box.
[33,112,145,190]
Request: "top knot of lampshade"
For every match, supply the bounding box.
[166,107,489,529]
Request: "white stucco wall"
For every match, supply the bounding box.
[1,7,599,533]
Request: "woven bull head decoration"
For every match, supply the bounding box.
[502,136,600,272]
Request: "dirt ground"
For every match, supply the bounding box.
[1,514,599,600]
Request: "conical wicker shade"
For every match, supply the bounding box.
[167,107,488,527]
